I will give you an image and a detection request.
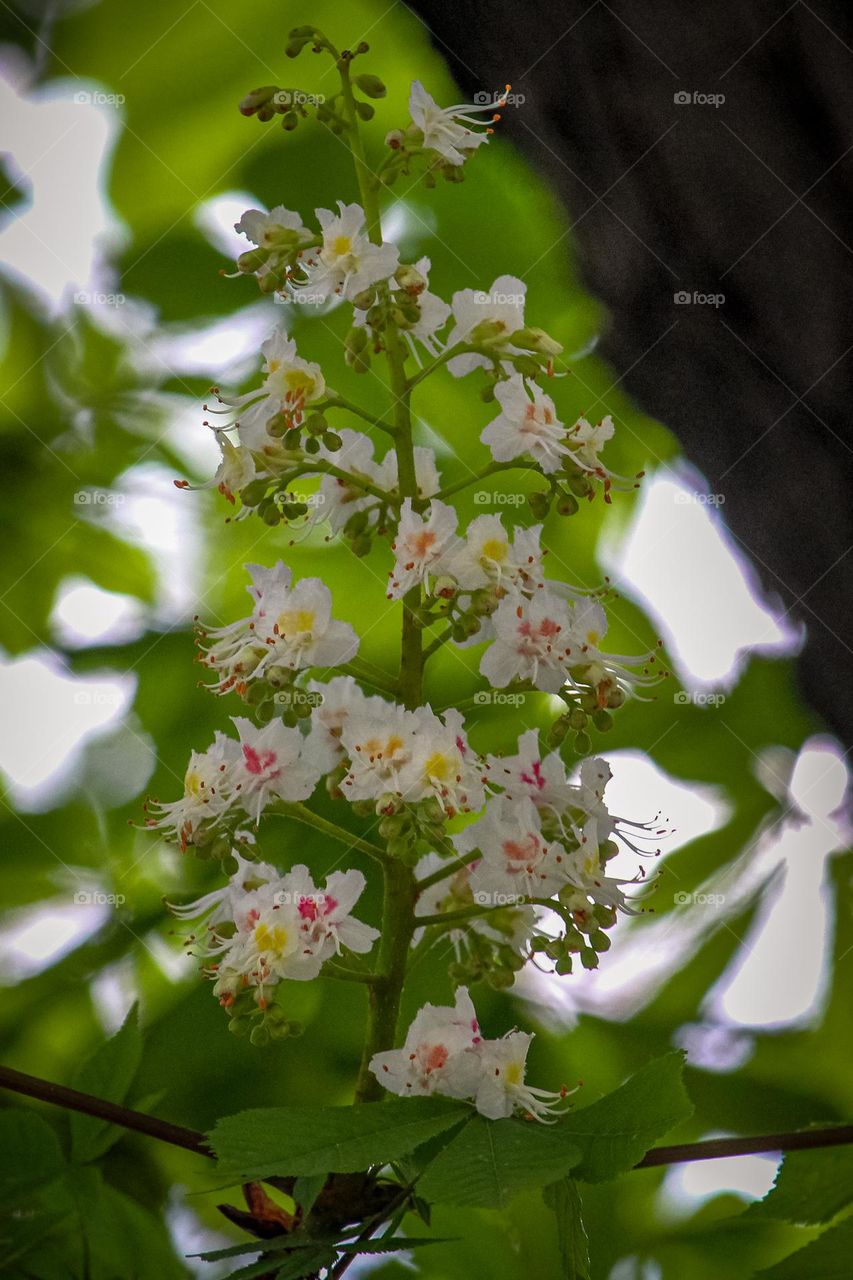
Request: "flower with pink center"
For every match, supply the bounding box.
[481,375,568,473]
[454,796,568,897]
[480,589,575,694]
[369,988,483,1099]
[280,864,379,959]
[485,728,573,810]
[231,718,321,821]
[387,498,459,599]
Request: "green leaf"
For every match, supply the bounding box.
[755,1215,853,1278]
[210,1098,467,1178]
[417,1115,581,1208]
[544,1179,591,1280]
[273,1248,336,1280]
[0,1110,65,1207]
[68,1166,186,1280]
[556,1050,693,1182]
[292,1172,327,1215]
[69,1003,143,1163]
[748,1143,853,1225]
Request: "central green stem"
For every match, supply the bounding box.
[339,55,420,1102]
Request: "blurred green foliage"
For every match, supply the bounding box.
[0,1,849,1277]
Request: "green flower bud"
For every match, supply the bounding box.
[245,679,270,706]
[574,730,591,755]
[266,410,290,438]
[554,954,574,975]
[239,86,279,117]
[556,492,579,517]
[479,381,496,403]
[607,686,626,710]
[356,101,375,121]
[304,436,321,454]
[281,111,299,131]
[512,326,563,356]
[580,947,599,971]
[590,930,611,952]
[345,327,369,356]
[469,318,509,344]
[351,287,377,310]
[527,491,551,518]
[237,247,271,274]
[568,707,588,731]
[394,263,427,295]
[566,470,593,497]
[321,430,343,451]
[513,355,541,378]
[240,479,268,507]
[592,708,614,731]
[354,73,387,99]
[250,1024,271,1047]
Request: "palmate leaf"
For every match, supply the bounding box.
[747,1142,853,1225]
[544,1179,591,1280]
[556,1050,693,1183]
[209,1098,468,1178]
[218,1236,451,1280]
[0,1110,65,1207]
[69,1003,143,1163]
[754,1215,853,1278]
[416,1114,581,1208]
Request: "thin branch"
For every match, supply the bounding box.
[2,1063,852,1174]
[0,1064,211,1158]
[634,1125,853,1168]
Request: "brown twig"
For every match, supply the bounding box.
[2,1062,852,1172]
[0,1064,211,1157]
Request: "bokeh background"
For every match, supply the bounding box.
[1,2,850,1277]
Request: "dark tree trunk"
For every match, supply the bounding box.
[408,0,853,742]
